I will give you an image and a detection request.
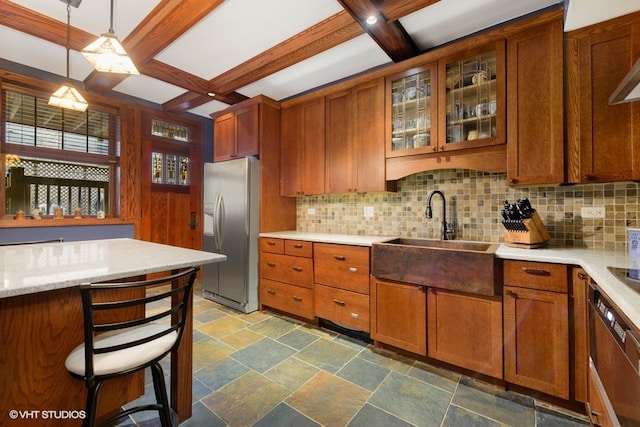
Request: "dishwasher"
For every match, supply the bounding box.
[589,280,640,426]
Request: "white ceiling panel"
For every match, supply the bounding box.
[188,99,230,117]
[0,26,94,81]
[8,0,160,39]
[237,34,391,101]
[564,0,640,31]
[112,75,187,105]
[155,0,344,80]
[401,0,562,50]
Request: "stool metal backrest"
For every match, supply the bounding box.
[0,237,64,246]
[65,266,198,427]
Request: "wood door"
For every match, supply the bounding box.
[354,78,387,193]
[141,139,202,251]
[213,112,235,162]
[235,103,259,158]
[280,97,325,196]
[507,19,564,185]
[370,277,427,356]
[325,88,355,193]
[566,16,640,183]
[427,288,503,379]
[503,285,569,398]
[571,267,590,403]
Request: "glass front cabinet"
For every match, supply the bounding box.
[439,41,505,151]
[386,63,437,157]
[386,41,505,157]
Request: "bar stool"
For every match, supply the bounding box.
[65,267,198,427]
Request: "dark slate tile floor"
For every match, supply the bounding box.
[118,284,591,427]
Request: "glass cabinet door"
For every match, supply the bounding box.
[387,64,436,156]
[441,43,504,148]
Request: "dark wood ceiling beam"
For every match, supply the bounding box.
[162,91,249,113]
[208,11,363,96]
[337,0,421,62]
[381,0,441,21]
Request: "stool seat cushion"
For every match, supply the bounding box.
[65,322,177,376]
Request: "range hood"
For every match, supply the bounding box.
[609,56,640,105]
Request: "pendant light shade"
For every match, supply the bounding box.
[82,0,139,75]
[49,1,88,112]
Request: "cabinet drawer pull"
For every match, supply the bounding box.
[266,289,276,295]
[333,255,346,261]
[266,262,276,267]
[333,299,345,306]
[266,241,276,246]
[292,296,303,302]
[577,272,588,280]
[292,266,303,272]
[521,267,551,276]
[292,244,303,248]
[349,267,358,273]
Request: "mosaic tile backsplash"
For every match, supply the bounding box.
[296,170,640,250]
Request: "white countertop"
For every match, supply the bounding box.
[0,238,226,298]
[260,231,640,330]
[260,230,394,246]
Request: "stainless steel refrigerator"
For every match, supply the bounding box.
[202,156,259,313]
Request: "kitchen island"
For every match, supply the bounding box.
[0,238,226,426]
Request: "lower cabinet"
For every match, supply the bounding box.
[260,278,314,320]
[587,359,617,427]
[314,284,369,332]
[427,288,503,379]
[503,260,570,399]
[370,277,427,356]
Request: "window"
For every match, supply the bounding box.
[2,89,119,217]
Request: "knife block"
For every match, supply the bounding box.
[504,211,550,248]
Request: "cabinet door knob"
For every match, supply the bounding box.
[333,299,345,306]
[293,244,303,248]
[266,289,276,294]
[509,178,518,185]
[266,262,276,267]
[292,266,303,272]
[583,174,596,181]
[349,267,358,273]
[292,296,303,302]
[266,241,276,246]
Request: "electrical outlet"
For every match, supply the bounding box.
[581,206,605,218]
[363,206,374,218]
[307,208,315,215]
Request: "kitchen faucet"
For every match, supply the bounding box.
[425,190,455,240]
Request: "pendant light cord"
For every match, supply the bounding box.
[109,0,115,33]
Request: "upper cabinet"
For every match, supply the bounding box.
[506,20,564,185]
[565,13,640,183]
[211,96,279,162]
[438,41,506,152]
[280,96,325,196]
[326,78,393,194]
[387,63,438,157]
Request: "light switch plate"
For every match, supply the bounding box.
[363,206,374,218]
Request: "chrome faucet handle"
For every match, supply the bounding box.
[445,222,456,240]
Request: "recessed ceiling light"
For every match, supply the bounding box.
[366,15,378,25]
[207,92,216,97]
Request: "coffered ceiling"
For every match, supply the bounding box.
[2,0,631,119]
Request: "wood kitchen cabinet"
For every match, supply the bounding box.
[313,243,370,332]
[565,12,640,183]
[571,267,590,403]
[280,96,325,196]
[438,41,506,152]
[503,260,570,399]
[370,277,427,356]
[211,95,278,162]
[427,288,503,379]
[506,19,564,185]
[325,78,395,194]
[259,238,314,320]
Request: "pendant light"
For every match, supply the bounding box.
[81,0,139,75]
[49,1,89,112]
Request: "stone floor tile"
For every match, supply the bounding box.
[442,404,501,427]
[253,402,321,427]
[264,357,319,392]
[452,382,535,427]
[276,328,320,350]
[296,338,359,373]
[219,328,264,349]
[347,403,414,427]
[196,315,249,339]
[248,316,299,339]
[194,357,250,391]
[337,357,390,391]
[231,337,296,373]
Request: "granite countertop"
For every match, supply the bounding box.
[260,231,640,331]
[0,238,226,298]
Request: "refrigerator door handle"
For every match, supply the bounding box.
[217,193,226,249]
[213,192,222,250]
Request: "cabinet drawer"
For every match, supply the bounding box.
[314,284,369,332]
[260,279,314,320]
[504,260,567,293]
[260,238,284,254]
[314,243,370,294]
[285,240,313,258]
[260,253,313,288]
